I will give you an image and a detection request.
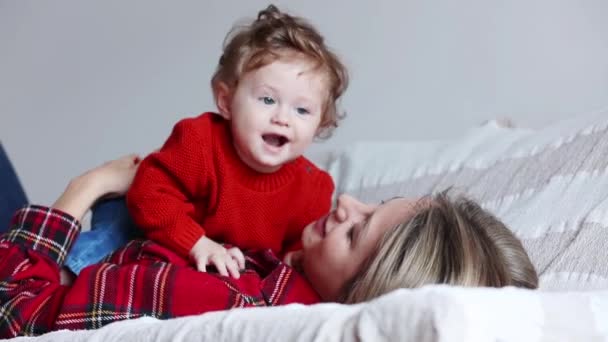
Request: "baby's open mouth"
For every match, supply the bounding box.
[262,134,289,147]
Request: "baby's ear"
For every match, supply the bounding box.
[314,125,324,136]
[214,81,232,119]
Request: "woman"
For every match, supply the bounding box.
[0,155,538,338]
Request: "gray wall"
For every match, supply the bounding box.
[1,0,607,205]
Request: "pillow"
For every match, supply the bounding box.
[326,108,608,291]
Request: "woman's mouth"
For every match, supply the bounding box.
[313,214,329,237]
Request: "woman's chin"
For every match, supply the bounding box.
[283,250,304,274]
[300,223,315,249]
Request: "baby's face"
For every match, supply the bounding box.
[222,56,328,173]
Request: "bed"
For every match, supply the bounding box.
[5,108,608,341]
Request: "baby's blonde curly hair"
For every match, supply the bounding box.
[211,5,349,139]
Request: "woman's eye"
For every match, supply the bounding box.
[296,107,310,115]
[347,226,355,242]
[259,96,275,105]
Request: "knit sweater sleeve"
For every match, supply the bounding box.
[126,116,211,257]
[311,171,334,217]
[284,170,335,253]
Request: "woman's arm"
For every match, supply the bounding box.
[0,155,140,338]
[53,155,140,220]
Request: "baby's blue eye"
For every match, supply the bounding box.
[296,107,310,115]
[259,96,275,105]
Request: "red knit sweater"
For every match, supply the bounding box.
[127,113,334,257]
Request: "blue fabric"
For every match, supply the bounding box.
[0,144,28,232]
[65,197,143,274]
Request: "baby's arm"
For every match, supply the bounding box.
[126,117,244,277]
[126,118,210,257]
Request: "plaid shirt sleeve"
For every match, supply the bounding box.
[0,205,79,338]
[0,205,320,338]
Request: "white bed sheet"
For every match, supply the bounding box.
[7,286,608,342]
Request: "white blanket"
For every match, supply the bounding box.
[7,286,608,341]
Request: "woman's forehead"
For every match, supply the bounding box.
[368,197,425,233]
[378,197,418,213]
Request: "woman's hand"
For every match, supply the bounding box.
[190,235,245,279]
[92,154,141,199]
[52,154,141,221]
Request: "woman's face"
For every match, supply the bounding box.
[300,194,423,301]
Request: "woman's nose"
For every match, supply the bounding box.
[335,194,374,223]
[335,194,353,222]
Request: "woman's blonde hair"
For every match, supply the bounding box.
[341,191,539,304]
[211,4,349,139]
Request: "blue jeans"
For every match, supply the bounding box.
[0,144,28,232]
[65,197,143,274]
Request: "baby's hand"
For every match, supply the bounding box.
[190,236,245,278]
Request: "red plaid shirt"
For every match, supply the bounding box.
[0,205,320,338]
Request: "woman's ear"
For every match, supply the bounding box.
[214,82,232,120]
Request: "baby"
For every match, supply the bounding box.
[125,5,349,278]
